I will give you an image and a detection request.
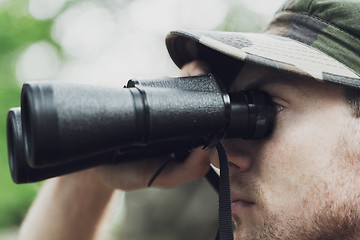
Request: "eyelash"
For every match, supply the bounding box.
[247,88,285,114]
[273,102,284,113]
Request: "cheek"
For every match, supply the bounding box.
[255,113,343,212]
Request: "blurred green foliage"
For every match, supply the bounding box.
[217,1,267,32]
[0,0,58,228]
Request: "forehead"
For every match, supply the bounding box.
[230,63,316,92]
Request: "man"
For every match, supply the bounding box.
[17,0,360,239]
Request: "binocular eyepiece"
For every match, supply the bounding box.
[7,74,275,183]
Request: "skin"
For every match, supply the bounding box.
[215,63,360,239]
[17,169,115,240]
[18,61,360,240]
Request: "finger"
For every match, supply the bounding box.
[180,60,210,77]
[96,147,212,190]
[151,147,212,188]
[96,156,171,191]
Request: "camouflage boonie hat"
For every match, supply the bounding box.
[166,0,360,89]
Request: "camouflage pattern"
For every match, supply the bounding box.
[166,0,360,88]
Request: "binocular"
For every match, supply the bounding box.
[7,74,275,184]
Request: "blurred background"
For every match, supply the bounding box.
[0,0,283,239]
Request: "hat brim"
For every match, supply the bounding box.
[166,30,360,88]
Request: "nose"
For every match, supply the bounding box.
[210,139,252,172]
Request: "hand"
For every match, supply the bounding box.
[95,60,212,191]
[17,60,213,240]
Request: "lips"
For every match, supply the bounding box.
[231,193,255,213]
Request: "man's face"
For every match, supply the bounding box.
[211,63,360,239]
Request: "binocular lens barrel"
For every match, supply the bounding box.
[21,81,142,167]
[8,74,275,183]
[7,107,117,183]
[7,108,25,183]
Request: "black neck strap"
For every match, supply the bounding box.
[148,141,234,239]
[215,141,233,240]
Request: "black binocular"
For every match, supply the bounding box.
[7,74,275,184]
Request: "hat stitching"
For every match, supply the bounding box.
[274,11,360,78]
[174,29,358,76]
[323,72,360,88]
[306,0,315,12]
[199,33,357,80]
[214,32,353,69]
[282,10,360,45]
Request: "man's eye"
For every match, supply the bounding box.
[269,95,286,114]
[273,102,284,113]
